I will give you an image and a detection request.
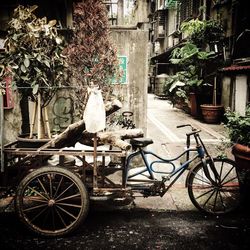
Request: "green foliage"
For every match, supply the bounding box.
[224,106,250,147]
[0,5,66,107]
[164,18,224,106]
[180,19,224,47]
[164,66,204,105]
[170,42,215,65]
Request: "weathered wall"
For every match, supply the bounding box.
[2,92,21,144]
[2,29,149,143]
[111,27,148,133]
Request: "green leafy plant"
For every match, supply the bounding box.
[164,18,224,106]
[224,106,250,147]
[0,5,66,107]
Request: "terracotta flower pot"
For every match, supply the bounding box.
[232,143,250,170]
[200,104,224,124]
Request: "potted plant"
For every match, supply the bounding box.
[224,106,250,169]
[0,5,66,141]
[167,41,215,117]
[224,106,250,205]
[166,19,225,122]
[200,76,224,124]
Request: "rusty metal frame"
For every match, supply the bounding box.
[3,140,128,196]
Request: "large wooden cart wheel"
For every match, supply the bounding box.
[15,166,89,237]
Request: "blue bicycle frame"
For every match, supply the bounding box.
[125,145,206,196]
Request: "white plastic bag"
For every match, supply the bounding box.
[83,88,106,133]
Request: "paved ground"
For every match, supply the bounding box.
[1,94,249,249]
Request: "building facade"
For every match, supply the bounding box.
[147,0,250,115]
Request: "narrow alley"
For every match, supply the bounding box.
[0,94,249,250]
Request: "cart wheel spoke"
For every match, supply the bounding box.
[37,177,50,199]
[53,175,64,199]
[54,183,75,201]
[26,186,49,201]
[56,204,77,220]
[55,207,67,228]
[16,166,89,237]
[29,206,49,223]
[56,202,82,208]
[23,203,48,212]
[56,193,81,203]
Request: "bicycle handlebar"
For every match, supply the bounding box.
[176,124,190,128]
[176,124,201,136]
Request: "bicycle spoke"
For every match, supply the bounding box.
[193,173,212,186]
[213,189,219,212]
[221,176,238,186]
[194,187,214,200]
[219,161,224,180]
[218,191,226,211]
[192,182,213,189]
[220,166,235,184]
[202,189,216,208]
[189,159,240,215]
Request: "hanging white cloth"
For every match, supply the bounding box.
[83,87,106,133]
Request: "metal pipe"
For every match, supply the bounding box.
[0,94,4,172]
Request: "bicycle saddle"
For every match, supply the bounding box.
[130,138,153,147]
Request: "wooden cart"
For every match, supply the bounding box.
[1,140,132,237]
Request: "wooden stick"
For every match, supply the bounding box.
[93,133,98,188]
[0,94,4,173]
[44,106,51,139]
[29,101,37,139]
[37,94,42,139]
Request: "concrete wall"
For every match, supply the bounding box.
[131,0,148,27]
[221,76,232,109]
[234,75,248,116]
[222,74,249,116]
[111,27,149,133]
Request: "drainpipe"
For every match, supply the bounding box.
[0,94,4,172]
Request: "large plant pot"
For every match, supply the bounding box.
[232,144,250,206]
[200,104,224,124]
[232,143,250,170]
[189,92,198,117]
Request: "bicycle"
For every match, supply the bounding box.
[125,124,241,215]
[3,124,241,237]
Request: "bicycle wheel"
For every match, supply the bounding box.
[16,166,89,237]
[187,158,241,215]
